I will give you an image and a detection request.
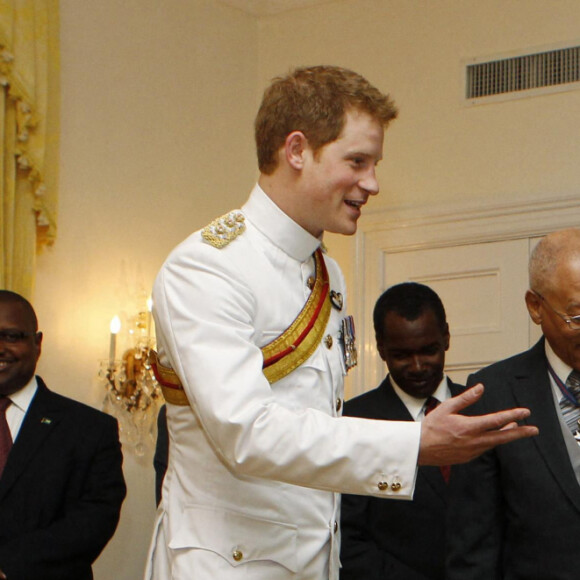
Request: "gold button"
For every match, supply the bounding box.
[333,520,338,533]
[324,335,333,349]
[307,276,315,290]
[391,482,402,492]
[377,481,388,491]
[232,550,243,562]
[336,398,342,412]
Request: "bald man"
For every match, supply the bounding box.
[447,228,580,580]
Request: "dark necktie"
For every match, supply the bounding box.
[561,370,580,436]
[424,396,450,483]
[0,397,13,479]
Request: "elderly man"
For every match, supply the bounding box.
[0,290,126,580]
[447,228,580,580]
[145,65,536,580]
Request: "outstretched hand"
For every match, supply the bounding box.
[418,384,539,466]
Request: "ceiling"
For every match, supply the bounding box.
[217,0,335,16]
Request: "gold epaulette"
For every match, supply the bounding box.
[201,210,246,249]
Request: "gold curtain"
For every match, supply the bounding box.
[0,0,59,299]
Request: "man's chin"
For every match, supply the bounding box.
[328,222,358,236]
[402,381,438,399]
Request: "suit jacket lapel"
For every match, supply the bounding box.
[511,340,580,512]
[377,377,414,421]
[0,378,62,500]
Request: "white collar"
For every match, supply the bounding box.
[8,375,38,414]
[390,375,451,421]
[243,184,321,262]
[544,340,574,385]
[544,339,578,407]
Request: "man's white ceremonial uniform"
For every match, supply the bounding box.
[145,185,421,580]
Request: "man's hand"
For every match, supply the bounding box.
[418,384,539,466]
[0,566,6,580]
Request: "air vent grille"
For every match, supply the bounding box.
[466,45,580,99]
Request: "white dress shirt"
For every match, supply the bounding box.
[390,376,451,422]
[5,376,38,441]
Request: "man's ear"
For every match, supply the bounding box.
[284,131,309,170]
[443,323,450,351]
[376,338,387,362]
[525,290,542,325]
[34,331,43,363]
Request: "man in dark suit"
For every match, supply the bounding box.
[447,228,580,580]
[0,290,126,580]
[340,282,463,580]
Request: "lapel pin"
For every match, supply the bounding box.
[41,417,52,425]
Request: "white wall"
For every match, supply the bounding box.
[258,0,580,208]
[35,1,257,578]
[30,0,580,578]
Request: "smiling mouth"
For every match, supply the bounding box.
[408,376,432,386]
[0,361,14,370]
[345,200,364,209]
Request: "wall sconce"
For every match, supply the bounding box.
[98,299,164,456]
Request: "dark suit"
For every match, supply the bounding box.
[340,376,464,580]
[0,377,126,580]
[447,338,580,580]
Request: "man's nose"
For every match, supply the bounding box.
[360,167,379,196]
[410,355,424,372]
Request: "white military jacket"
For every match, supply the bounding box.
[144,185,420,580]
